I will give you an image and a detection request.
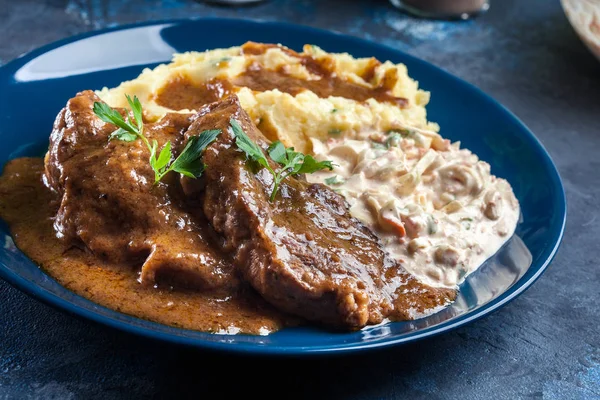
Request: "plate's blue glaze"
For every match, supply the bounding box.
[0,19,565,355]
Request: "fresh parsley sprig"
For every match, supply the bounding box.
[93,95,220,184]
[229,118,334,201]
[324,175,345,186]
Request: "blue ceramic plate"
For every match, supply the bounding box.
[0,19,565,355]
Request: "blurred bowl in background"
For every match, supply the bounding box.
[390,0,489,20]
[202,0,265,5]
[561,0,600,62]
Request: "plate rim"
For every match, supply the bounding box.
[0,17,567,355]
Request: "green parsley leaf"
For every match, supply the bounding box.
[324,175,345,186]
[386,128,409,135]
[94,95,220,184]
[155,141,172,172]
[230,118,272,171]
[149,139,159,172]
[371,142,388,151]
[267,141,287,165]
[328,128,342,135]
[125,94,144,132]
[386,133,403,148]
[175,129,221,169]
[460,217,473,231]
[171,129,221,179]
[93,101,136,133]
[284,148,306,174]
[109,128,137,142]
[230,119,334,202]
[296,155,333,174]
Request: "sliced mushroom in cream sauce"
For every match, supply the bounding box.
[308,126,520,289]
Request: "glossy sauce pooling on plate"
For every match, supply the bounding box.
[0,157,293,335]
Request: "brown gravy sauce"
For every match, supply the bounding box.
[155,42,408,111]
[0,158,294,334]
[233,63,408,107]
[154,77,234,112]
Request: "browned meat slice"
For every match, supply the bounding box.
[44,91,235,291]
[190,96,455,330]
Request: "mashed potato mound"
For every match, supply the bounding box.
[97,42,437,153]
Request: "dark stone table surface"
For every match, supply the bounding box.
[1,0,598,398]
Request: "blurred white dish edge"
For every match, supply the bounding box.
[561,0,600,62]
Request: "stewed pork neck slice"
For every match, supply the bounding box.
[43,91,236,291]
[190,96,455,330]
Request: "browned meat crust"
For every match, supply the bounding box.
[44,91,236,292]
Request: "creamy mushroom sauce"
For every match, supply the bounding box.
[308,126,520,289]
